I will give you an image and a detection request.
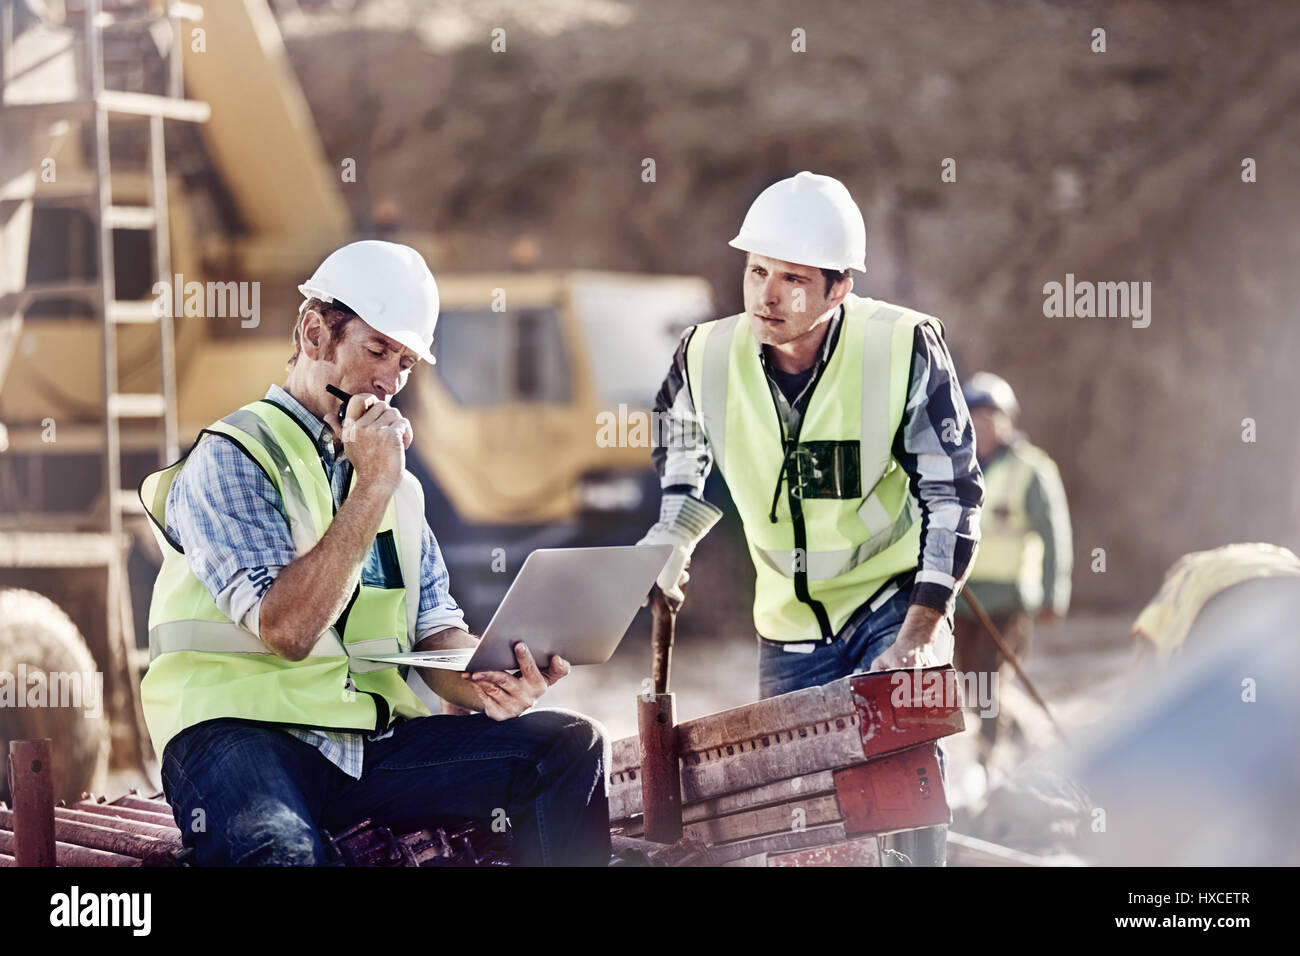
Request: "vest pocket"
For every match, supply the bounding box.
[788,441,861,499]
[361,530,404,589]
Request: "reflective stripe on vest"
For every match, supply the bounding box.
[686,294,934,641]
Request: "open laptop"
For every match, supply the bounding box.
[353,545,673,673]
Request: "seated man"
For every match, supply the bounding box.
[139,241,610,866]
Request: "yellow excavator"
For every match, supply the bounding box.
[0,0,711,799]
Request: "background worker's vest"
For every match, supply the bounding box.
[966,442,1050,603]
[1132,542,1300,663]
[686,294,938,642]
[138,399,431,759]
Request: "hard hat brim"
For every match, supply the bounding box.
[298,284,436,366]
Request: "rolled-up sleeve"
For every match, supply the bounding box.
[166,435,297,635]
[891,323,985,616]
[414,520,468,638]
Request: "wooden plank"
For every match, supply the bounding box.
[946,831,1054,867]
[610,677,857,773]
[683,794,842,845]
[611,721,865,820]
[703,821,849,866]
[617,770,838,833]
[768,835,882,867]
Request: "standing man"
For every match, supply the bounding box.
[954,372,1072,760]
[639,172,984,866]
[139,241,610,867]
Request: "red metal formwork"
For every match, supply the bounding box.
[850,666,966,758]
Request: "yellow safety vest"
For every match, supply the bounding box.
[1132,542,1300,662]
[686,293,937,642]
[138,398,431,759]
[966,442,1052,603]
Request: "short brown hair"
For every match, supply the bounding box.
[286,297,357,371]
[820,268,851,295]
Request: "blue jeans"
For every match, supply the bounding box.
[160,710,611,867]
[756,586,951,866]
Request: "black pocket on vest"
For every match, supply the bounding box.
[361,530,404,589]
[791,441,861,499]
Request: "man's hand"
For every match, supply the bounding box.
[461,642,570,721]
[870,604,951,671]
[1035,608,1060,627]
[325,393,412,494]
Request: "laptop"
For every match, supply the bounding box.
[353,545,673,673]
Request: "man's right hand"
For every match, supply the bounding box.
[328,394,411,494]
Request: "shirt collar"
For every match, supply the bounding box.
[265,384,336,456]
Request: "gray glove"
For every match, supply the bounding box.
[637,493,724,604]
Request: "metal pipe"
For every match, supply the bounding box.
[7,739,56,866]
[0,808,178,862]
[72,801,179,827]
[54,806,180,838]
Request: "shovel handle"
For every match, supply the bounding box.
[649,587,675,695]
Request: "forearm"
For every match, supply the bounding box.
[412,626,491,712]
[259,481,394,660]
[895,326,984,615]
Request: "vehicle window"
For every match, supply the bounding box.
[435,307,569,405]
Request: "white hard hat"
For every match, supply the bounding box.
[728,171,867,273]
[963,371,1020,419]
[298,240,440,365]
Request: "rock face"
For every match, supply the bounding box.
[0,589,110,805]
[277,0,1300,610]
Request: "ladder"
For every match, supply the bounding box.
[0,0,209,774]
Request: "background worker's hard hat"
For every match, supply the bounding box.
[298,240,440,365]
[728,171,867,273]
[963,371,1021,419]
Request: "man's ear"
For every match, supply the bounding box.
[300,309,324,359]
[829,276,854,308]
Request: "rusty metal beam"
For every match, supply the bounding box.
[7,740,56,866]
[54,806,180,837]
[70,801,179,828]
[0,808,179,863]
[0,828,139,866]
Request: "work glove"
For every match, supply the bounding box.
[637,493,724,606]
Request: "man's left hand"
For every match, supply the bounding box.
[870,604,950,671]
[462,642,569,721]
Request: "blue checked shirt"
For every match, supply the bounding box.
[164,384,467,778]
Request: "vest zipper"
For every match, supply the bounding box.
[761,342,836,643]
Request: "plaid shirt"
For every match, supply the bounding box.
[164,384,467,778]
[651,302,984,620]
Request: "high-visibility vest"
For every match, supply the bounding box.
[138,398,431,759]
[685,293,938,642]
[1132,542,1300,662]
[966,442,1052,602]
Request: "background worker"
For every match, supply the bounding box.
[139,241,610,867]
[954,371,1072,760]
[639,172,984,866]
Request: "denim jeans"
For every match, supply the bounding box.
[755,586,953,866]
[160,709,611,867]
